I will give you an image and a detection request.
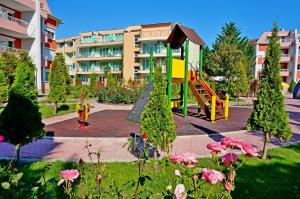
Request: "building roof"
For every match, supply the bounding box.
[165,24,205,49]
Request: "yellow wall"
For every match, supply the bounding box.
[172,58,185,79]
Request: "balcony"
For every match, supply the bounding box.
[280,54,291,63]
[139,30,171,41]
[0,45,23,53]
[0,9,34,38]
[78,38,123,48]
[1,0,35,11]
[77,53,122,61]
[138,51,181,58]
[280,69,289,76]
[280,39,292,48]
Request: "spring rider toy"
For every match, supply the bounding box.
[76,100,90,128]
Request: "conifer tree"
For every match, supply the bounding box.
[0,70,9,105]
[11,52,37,103]
[48,53,67,113]
[247,23,292,159]
[141,66,176,154]
[0,52,43,164]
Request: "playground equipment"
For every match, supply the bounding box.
[76,102,90,127]
[293,80,300,99]
[128,24,229,123]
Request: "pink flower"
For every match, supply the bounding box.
[228,172,235,181]
[240,142,259,157]
[201,168,225,184]
[58,169,79,185]
[221,153,238,168]
[207,142,227,153]
[0,135,4,142]
[174,184,187,199]
[225,182,234,191]
[221,137,242,148]
[170,152,198,167]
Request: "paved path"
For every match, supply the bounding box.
[0,94,299,162]
[43,100,132,125]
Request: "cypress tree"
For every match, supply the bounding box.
[141,66,176,154]
[48,53,67,113]
[0,53,43,164]
[247,23,292,159]
[11,52,38,103]
[0,70,9,105]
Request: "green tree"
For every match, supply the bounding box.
[212,22,255,79]
[247,23,292,159]
[48,54,67,113]
[11,52,37,103]
[0,70,9,105]
[0,89,44,165]
[89,73,98,97]
[288,80,296,93]
[141,66,176,154]
[0,51,18,86]
[210,43,248,96]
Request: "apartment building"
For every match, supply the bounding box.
[255,29,300,83]
[0,0,61,93]
[56,22,200,84]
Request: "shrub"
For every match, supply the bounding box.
[141,66,176,154]
[97,86,142,104]
[288,80,296,93]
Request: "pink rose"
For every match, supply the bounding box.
[221,153,238,168]
[174,184,187,199]
[0,135,4,142]
[58,169,79,185]
[170,152,198,167]
[240,142,259,157]
[207,142,227,153]
[228,172,235,181]
[201,168,225,184]
[221,137,242,148]
[225,182,234,191]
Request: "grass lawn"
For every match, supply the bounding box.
[0,144,299,198]
[39,103,77,118]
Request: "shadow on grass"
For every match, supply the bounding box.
[233,145,300,199]
[57,104,70,112]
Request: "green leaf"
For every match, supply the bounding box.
[12,172,23,184]
[1,182,10,189]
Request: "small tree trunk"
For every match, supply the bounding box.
[54,102,58,114]
[262,133,269,160]
[15,144,21,166]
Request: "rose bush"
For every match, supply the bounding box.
[168,137,259,198]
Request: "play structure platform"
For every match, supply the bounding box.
[128,24,229,123]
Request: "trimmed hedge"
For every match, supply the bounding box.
[97,86,142,104]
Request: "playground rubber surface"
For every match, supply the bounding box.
[45,106,252,137]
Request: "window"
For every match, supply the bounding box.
[297,64,300,70]
[141,42,166,54]
[142,59,150,70]
[45,70,50,82]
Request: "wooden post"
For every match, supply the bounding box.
[225,94,229,120]
[183,40,189,116]
[211,95,216,123]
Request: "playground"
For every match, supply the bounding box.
[45,106,252,137]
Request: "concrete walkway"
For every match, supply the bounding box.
[0,94,299,162]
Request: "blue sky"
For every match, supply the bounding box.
[49,0,300,46]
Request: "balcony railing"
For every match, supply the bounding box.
[141,30,171,38]
[0,45,23,53]
[280,39,292,43]
[0,10,29,27]
[281,54,290,57]
[78,53,122,58]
